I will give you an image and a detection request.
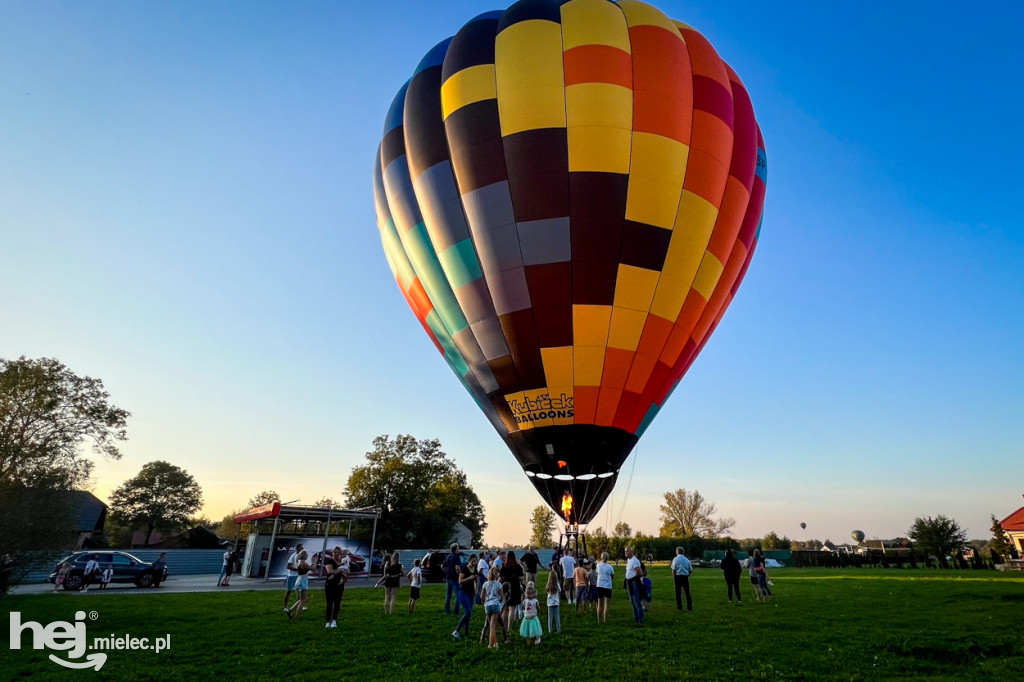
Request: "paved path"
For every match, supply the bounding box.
[10,574,387,596]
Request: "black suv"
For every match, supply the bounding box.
[421,550,466,583]
[49,551,168,590]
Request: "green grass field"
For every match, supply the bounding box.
[4,568,1022,680]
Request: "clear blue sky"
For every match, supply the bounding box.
[2,1,1021,545]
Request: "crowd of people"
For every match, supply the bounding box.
[277,542,776,639]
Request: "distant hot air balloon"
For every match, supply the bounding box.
[374,0,767,524]
[800,522,807,530]
[851,530,865,543]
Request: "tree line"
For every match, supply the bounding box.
[0,356,488,594]
[528,490,1017,567]
[2,356,1017,593]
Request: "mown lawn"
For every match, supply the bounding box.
[3,568,1022,680]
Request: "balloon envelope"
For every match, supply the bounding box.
[374,0,767,523]
[851,530,865,543]
[800,522,807,530]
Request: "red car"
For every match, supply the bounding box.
[347,554,367,573]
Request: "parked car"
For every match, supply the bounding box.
[421,550,467,583]
[370,551,385,575]
[49,551,168,590]
[347,554,367,573]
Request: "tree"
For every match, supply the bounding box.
[215,512,249,542]
[189,515,215,530]
[989,514,1012,559]
[344,435,486,548]
[762,531,792,550]
[109,461,203,546]
[0,356,130,488]
[907,515,968,564]
[588,526,610,556]
[312,496,342,509]
[247,490,280,508]
[613,521,633,539]
[0,485,74,594]
[658,488,735,538]
[529,506,557,548]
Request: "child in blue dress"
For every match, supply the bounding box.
[519,581,542,644]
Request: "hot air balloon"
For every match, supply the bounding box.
[800,522,807,530]
[374,0,767,525]
[851,530,865,543]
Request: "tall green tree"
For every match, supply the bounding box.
[907,515,967,563]
[613,521,633,539]
[109,461,203,546]
[529,506,557,548]
[989,514,1012,559]
[762,531,792,550]
[588,526,610,556]
[0,357,129,593]
[658,488,735,538]
[344,435,486,548]
[0,356,129,488]
[216,512,249,542]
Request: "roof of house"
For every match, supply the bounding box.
[1001,506,1024,532]
[67,490,107,532]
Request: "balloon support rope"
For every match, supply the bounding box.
[616,445,639,528]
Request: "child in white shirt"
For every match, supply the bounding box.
[519,582,542,644]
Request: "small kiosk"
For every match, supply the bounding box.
[232,502,381,580]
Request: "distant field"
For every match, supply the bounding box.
[4,568,1022,680]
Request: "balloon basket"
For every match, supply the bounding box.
[559,524,589,561]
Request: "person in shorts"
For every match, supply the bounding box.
[286,550,311,619]
[407,558,422,612]
[480,566,504,647]
[218,549,232,587]
[595,551,615,624]
[747,552,763,600]
[380,551,403,614]
[284,543,304,612]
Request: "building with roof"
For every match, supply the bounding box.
[128,525,226,549]
[65,490,107,548]
[999,495,1024,556]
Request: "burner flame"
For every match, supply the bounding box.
[561,492,573,522]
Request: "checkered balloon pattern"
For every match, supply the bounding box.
[374,0,766,523]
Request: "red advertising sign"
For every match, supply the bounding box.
[233,502,281,524]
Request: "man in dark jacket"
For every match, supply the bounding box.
[444,544,462,615]
[721,549,743,603]
[152,553,167,588]
[521,546,541,587]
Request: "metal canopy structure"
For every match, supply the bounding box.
[233,503,382,581]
